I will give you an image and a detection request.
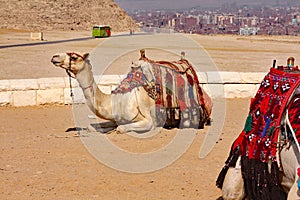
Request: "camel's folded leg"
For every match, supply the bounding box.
[115,88,155,133]
[116,118,154,133]
[222,156,246,200]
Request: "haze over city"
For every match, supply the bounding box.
[115,0,300,12]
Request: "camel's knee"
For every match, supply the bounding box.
[140,118,154,131]
[116,118,154,133]
[222,166,245,200]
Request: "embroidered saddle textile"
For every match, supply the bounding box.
[112,57,213,129]
[217,65,300,200]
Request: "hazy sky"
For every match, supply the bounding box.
[115,0,299,12]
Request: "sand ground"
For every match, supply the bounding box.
[0,29,299,199]
[0,99,250,200]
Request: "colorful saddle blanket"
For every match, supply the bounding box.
[232,66,300,162]
[217,65,300,199]
[150,59,212,116]
[112,59,212,117]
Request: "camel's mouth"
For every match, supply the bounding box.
[51,61,64,68]
[51,61,61,65]
[51,56,64,67]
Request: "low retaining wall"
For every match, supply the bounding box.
[0,72,266,107]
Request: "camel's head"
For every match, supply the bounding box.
[51,52,89,75]
[132,60,155,83]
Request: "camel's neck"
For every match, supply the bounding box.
[75,61,113,120]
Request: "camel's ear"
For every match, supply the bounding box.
[82,52,89,60]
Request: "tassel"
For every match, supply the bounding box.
[250,159,257,199]
[244,114,253,133]
[259,162,271,200]
[241,157,255,200]
[270,162,287,200]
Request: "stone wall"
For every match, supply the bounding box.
[0,72,266,107]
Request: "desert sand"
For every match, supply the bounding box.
[0,99,250,200]
[0,29,299,199]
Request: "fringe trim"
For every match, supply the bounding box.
[241,157,286,200]
[216,149,286,200]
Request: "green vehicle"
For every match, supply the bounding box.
[92,25,111,38]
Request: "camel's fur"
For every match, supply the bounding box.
[221,157,245,200]
[51,52,156,133]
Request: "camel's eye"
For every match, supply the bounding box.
[70,56,78,61]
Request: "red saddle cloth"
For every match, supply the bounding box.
[217,65,300,200]
[232,67,300,162]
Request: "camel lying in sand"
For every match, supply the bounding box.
[51,51,211,133]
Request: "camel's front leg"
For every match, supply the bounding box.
[116,105,156,134]
[112,88,156,133]
[116,113,154,133]
[280,141,300,199]
[222,156,246,200]
[287,181,300,200]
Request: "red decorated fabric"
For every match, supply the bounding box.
[112,67,145,94]
[233,67,300,162]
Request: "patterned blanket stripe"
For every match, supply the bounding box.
[165,67,173,108]
[151,61,202,111]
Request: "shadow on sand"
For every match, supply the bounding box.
[0,37,94,49]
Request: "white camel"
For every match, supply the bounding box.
[51,52,156,133]
[219,91,300,200]
[51,51,211,133]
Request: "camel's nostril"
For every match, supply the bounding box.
[51,56,61,65]
[51,55,61,63]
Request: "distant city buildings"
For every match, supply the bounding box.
[239,26,259,35]
[129,5,300,35]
